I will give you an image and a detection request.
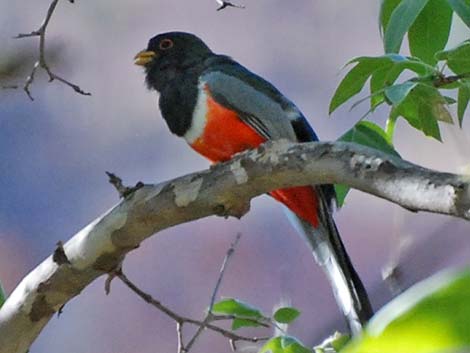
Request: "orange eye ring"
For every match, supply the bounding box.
[159,39,174,50]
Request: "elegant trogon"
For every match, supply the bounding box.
[134,32,373,334]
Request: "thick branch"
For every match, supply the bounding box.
[0,140,469,353]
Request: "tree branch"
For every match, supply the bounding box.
[13,0,90,100]
[117,270,267,352]
[0,140,469,353]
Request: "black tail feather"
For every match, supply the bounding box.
[321,202,374,325]
[289,187,373,335]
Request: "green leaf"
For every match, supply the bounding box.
[231,318,264,330]
[330,334,350,352]
[408,0,452,65]
[448,0,470,28]
[336,121,400,205]
[329,59,383,114]
[379,0,403,35]
[384,82,417,105]
[458,80,470,127]
[436,41,470,75]
[390,83,451,140]
[281,336,311,353]
[273,307,301,324]
[369,57,434,110]
[0,282,5,308]
[370,66,390,109]
[330,54,432,114]
[433,101,454,123]
[212,298,263,319]
[384,0,429,53]
[333,184,350,208]
[342,269,470,353]
[339,121,400,156]
[315,332,350,353]
[386,57,435,78]
[260,337,284,353]
[260,336,311,353]
[443,96,457,105]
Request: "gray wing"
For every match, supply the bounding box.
[200,63,302,141]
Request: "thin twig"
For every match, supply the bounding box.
[117,234,269,353]
[184,318,209,352]
[24,62,40,100]
[13,0,90,99]
[118,271,268,344]
[106,172,144,198]
[433,72,470,87]
[184,233,243,352]
[209,233,242,312]
[177,322,185,353]
[216,0,245,11]
[117,271,183,322]
[407,71,470,88]
[229,339,237,351]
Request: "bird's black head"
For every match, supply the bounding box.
[134,32,213,92]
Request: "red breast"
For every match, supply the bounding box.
[185,85,319,227]
[187,84,265,162]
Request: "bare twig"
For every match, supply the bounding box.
[106,172,144,198]
[229,339,237,351]
[52,240,71,265]
[184,233,244,352]
[117,271,182,322]
[216,0,245,11]
[209,233,242,312]
[104,263,123,295]
[23,62,40,100]
[13,0,90,99]
[117,271,269,351]
[184,317,210,352]
[118,233,268,353]
[177,322,185,353]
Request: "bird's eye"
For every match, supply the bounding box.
[159,39,174,50]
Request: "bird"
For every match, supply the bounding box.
[134,32,373,335]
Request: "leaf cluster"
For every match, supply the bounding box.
[331,0,470,204]
[212,298,301,329]
[212,298,309,353]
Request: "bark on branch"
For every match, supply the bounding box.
[0,140,469,353]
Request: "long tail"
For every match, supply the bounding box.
[285,189,373,335]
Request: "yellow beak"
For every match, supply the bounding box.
[134,50,157,66]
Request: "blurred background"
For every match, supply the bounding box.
[1,0,469,352]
